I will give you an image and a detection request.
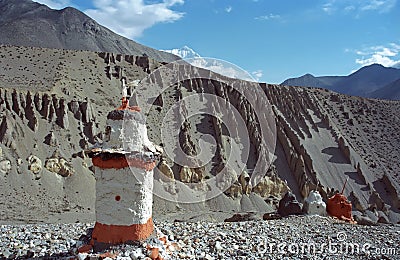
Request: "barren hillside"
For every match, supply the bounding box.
[0,45,399,224]
[0,0,178,63]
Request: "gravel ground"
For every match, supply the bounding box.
[0,215,399,259]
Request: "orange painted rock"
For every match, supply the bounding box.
[327,193,353,221]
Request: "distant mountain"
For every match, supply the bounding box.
[370,78,400,100]
[162,46,258,81]
[0,0,178,62]
[281,74,331,89]
[162,46,202,59]
[334,64,400,96]
[281,64,400,100]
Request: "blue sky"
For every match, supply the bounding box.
[36,0,399,83]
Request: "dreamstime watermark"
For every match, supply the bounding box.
[123,57,277,203]
[257,231,398,257]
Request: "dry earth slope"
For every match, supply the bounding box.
[0,45,399,224]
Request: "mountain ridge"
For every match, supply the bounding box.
[281,64,400,100]
[0,0,179,62]
[370,78,400,100]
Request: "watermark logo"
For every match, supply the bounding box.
[123,57,277,203]
[257,231,398,257]
[336,231,347,242]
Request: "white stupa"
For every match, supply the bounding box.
[87,78,160,250]
[303,190,327,216]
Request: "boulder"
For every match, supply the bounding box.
[354,215,377,226]
[190,167,204,183]
[303,190,326,216]
[0,160,11,174]
[253,175,288,198]
[157,158,174,182]
[28,155,42,174]
[225,182,242,198]
[278,191,303,217]
[179,166,192,183]
[45,157,74,177]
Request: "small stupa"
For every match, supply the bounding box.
[303,190,327,216]
[326,178,354,222]
[86,78,160,250]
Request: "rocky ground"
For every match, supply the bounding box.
[0,215,399,260]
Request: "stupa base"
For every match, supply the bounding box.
[90,217,154,251]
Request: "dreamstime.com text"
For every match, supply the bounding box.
[257,232,398,256]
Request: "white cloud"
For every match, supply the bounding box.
[33,0,71,9]
[322,2,335,14]
[322,0,397,14]
[252,70,263,81]
[354,43,400,67]
[225,6,232,13]
[85,0,184,39]
[361,0,397,12]
[344,5,355,12]
[255,13,281,21]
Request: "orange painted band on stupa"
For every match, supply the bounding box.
[92,156,157,171]
[118,97,141,112]
[90,217,154,244]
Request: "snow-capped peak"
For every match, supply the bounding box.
[160,46,261,82]
[162,46,202,59]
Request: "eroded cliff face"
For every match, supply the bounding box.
[0,46,154,222]
[144,70,399,222]
[0,45,399,223]
[264,86,400,216]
